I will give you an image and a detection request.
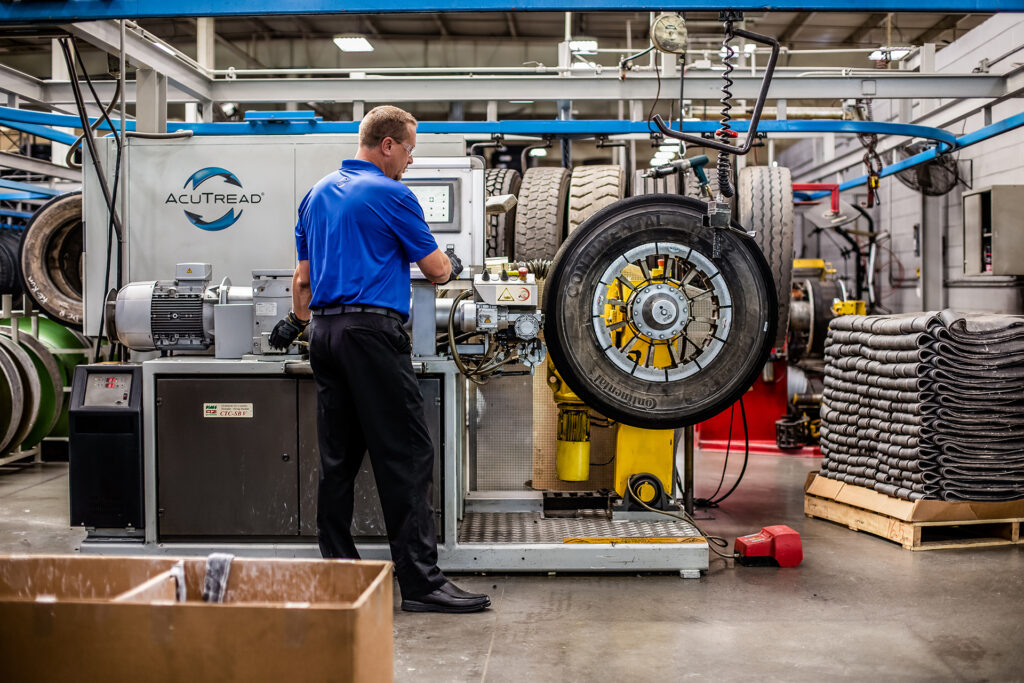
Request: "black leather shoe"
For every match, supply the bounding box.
[401,582,491,613]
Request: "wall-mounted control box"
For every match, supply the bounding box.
[963,185,1024,276]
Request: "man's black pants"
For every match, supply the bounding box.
[308,311,446,599]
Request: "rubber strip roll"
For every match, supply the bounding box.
[819,310,1024,501]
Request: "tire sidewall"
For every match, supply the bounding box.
[19,192,83,327]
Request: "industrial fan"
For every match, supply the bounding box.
[893,141,965,196]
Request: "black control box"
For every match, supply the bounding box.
[69,364,144,534]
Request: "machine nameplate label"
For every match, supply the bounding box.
[254,302,278,316]
[563,537,706,544]
[203,403,254,418]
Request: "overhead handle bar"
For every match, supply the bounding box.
[652,26,781,156]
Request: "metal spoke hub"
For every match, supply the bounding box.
[592,241,733,384]
[630,283,689,340]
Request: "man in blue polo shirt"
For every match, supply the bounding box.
[270,105,489,614]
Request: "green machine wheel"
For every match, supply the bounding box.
[0,317,89,444]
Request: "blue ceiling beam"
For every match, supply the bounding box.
[0,178,62,196]
[0,1,1020,22]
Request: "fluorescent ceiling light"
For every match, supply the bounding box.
[529,148,548,158]
[508,100,534,104]
[569,40,598,54]
[869,46,911,61]
[334,35,374,52]
[658,144,681,153]
[151,41,177,57]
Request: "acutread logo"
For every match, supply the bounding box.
[166,166,262,231]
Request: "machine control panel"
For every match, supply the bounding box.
[405,179,459,232]
[82,373,134,407]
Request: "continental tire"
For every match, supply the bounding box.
[544,195,777,429]
[737,166,794,349]
[484,168,521,258]
[568,165,624,233]
[20,191,83,327]
[631,169,679,197]
[514,167,570,261]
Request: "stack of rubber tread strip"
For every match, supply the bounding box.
[819,310,1024,502]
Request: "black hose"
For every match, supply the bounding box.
[708,397,749,506]
[125,130,194,139]
[58,39,122,245]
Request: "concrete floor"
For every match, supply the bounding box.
[2,452,1022,682]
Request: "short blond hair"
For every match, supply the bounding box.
[359,105,417,149]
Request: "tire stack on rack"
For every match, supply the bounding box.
[19,192,84,328]
[484,169,521,258]
[819,311,1024,502]
[0,228,25,296]
[0,315,90,460]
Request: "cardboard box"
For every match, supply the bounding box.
[0,555,393,683]
[804,472,1024,522]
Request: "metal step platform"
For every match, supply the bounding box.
[458,510,702,544]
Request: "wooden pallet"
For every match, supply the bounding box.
[805,493,1023,550]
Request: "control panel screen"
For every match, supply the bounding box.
[408,184,451,222]
[403,180,459,232]
[83,373,133,407]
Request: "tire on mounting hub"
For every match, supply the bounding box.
[544,194,777,429]
[484,168,521,258]
[737,165,794,349]
[568,165,624,233]
[631,169,679,197]
[514,167,570,261]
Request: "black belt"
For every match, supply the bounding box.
[312,304,404,322]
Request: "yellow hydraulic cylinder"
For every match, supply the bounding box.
[548,360,591,482]
[613,424,674,498]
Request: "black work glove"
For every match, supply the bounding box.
[269,311,308,349]
[444,246,464,284]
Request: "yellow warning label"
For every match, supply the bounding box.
[498,287,514,302]
[186,267,193,273]
[562,537,706,544]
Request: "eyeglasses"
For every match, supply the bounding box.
[388,137,415,156]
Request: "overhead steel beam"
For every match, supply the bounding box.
[912,14,969,44]
[0,1,1011,22]
[0,64,46,105]
[216,36,266,69]
[505,13,519,39]
[845,13,889,45]
[206,73,1006,103]
[778,12,814,45]
[31,73,1009,105]
[433,15,450,38]
[0,151,82,182]
[61,21,212,101]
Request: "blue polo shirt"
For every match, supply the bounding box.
[294,159,438,318]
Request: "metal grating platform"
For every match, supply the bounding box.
[458,510,701,544]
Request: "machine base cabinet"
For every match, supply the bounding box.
[156,374,442,540]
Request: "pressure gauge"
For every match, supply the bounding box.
[650,13,687,55]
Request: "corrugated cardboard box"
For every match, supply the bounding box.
[0,555,392,683]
